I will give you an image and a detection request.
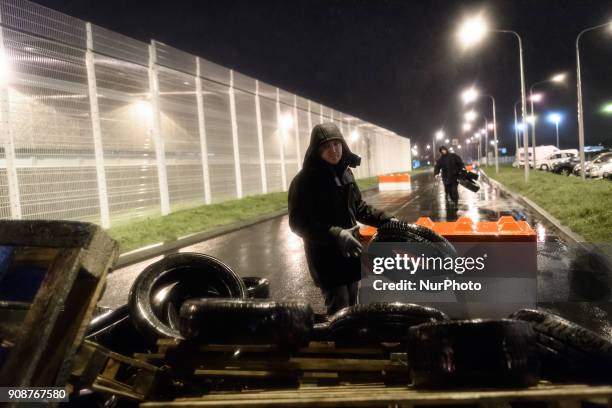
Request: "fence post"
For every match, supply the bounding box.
[195,58,211,204]
[307,100,313,132]
[148,41,170,215]
[255,80,267,194]
[276,88,287,191]
[228,70,243,199]
[0,18,21,219]
[85,23,111,228]
[293,95,301,170]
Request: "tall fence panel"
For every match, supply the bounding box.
[90,28,161,223]
[0,0,411,227]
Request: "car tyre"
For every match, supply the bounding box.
[509,308,612,383]
[242,277,270,299]
[179,298,313,348]
[328,302,449,346]
[128,252,247,340]
[408,319,539,388]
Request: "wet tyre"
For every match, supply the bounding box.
[179,298,313,347]
[328,302,449,346]
[408,319,539,388]
[242,277,270,299]
[128,252,247,340]
[86,304,152,354]
[374,221,457,257]
[509,308,612,383]
[370,221,456,282]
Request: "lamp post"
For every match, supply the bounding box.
[457,14,530,181]
[513,100,524,157]
[461,87,499,173]
[576,22,612,180]
[528,73,566,168]
[547,113,562,148]
[434,130,444,162]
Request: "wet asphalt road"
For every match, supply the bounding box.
[100,169,612,338]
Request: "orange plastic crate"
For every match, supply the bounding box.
[359,216,536,243]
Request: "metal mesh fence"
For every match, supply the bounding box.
[0,0,411,227]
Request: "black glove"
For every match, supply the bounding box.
[335,225,362,258]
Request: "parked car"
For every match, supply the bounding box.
[571,149,611,176]
[536,149,577,171]
[584,152,612,178]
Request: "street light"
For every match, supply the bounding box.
[461,85,499,173]
[461,87,479,104]
[576,22,612,180]
[433,129,444,161]
[464,109,478,122]
[529,72,566,170]
[602,103,612,114]
[462,122,473,132]
[457,14,529,181]
[547,113,562,148]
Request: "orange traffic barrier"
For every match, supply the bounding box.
[378,173,411,191]
[378,174,411,183]
[359,216,536,243]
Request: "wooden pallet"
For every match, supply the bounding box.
[0,220,119,389]
[137,339,411,388]
[141,383,612,407]
[71,340,163,401]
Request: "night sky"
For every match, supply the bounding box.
[33,0,612,156]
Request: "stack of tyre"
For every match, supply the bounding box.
[86,221,612,388]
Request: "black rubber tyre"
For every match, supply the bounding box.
[328,302,449,346]
[179,298,313,347]
[374,221,457,258]
[509,308,612,383]
[242,277,270,299]
[371,221,457,282]
[86,304,153,354]
[408,319,540,389]
[128,253,247,340]
[86,304,129,337]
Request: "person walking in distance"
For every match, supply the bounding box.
[434,145,464,209]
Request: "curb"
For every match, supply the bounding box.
[115,209,289,268]
[480,170,586,244]
[114,185,380,269]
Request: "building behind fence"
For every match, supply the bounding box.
[0,0,412,228]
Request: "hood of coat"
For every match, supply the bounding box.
[302,123,361,172]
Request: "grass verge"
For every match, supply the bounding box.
[109,176,380,253]
[487,165,612,242]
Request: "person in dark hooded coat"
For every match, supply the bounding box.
[288,123,394,314]
[434,145,464,208]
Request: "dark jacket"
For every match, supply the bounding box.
[434,152,465,183]
[288,123,392,289]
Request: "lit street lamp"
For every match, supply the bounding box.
[528,73,566,168]
[462,122,473,132]
[547,113,562,148]
[457,13,530,181]
[433,129,444,161]
[461,86,499,173]
[576,21,612,180]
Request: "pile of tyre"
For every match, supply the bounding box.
[86,222,612,388]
